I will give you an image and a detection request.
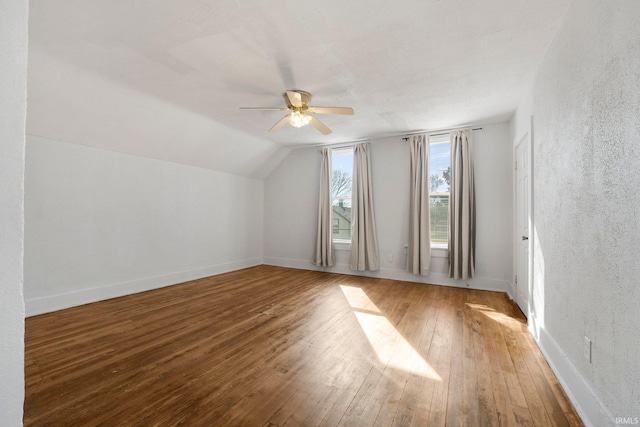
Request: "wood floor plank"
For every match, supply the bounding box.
[426,288,455,427]
[461,290,481,427]
[24,265,583,426]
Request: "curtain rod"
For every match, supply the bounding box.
[313,126,483,151]
[401,127,483,141]
[314,138,370,152]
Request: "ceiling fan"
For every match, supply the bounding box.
[240,90,354,135]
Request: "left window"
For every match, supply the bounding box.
[331,148,353,242]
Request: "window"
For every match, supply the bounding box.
[331,148,353,241]
[429,136,451,246]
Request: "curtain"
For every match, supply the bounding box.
[449,130,475,279]
[408,134,431,275]
[350,143,380,271]
[311,148,334,267]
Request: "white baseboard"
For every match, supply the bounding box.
[263,256,511,293]
[531,321,615,427]
[25,257,263,316]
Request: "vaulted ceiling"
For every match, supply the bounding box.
[27,0,569,177]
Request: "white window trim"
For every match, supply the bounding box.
[431,245,448,258]
[333,240,351,251]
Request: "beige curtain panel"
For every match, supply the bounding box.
[311,148,335,267]
[408,134,432,276]
[449,130,476,279]
[350,143,380,271]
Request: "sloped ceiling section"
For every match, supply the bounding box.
[27,47,286,178]
[27,0,569,176]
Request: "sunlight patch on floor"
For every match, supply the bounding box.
[339,285,381,313]
[466,303,524,330]
[340,285,441,380]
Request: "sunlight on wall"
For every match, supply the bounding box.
[339,285,441,380]
[531,226,545,339]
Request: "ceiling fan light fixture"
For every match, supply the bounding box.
[289,111,312,128]
[241,90,352,134]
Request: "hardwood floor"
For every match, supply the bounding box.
[24,265,583,426]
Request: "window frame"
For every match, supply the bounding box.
[331,147,354,245]
[428,135,451,249]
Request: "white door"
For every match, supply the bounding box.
[515,135,530,316]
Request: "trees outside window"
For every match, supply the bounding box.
[331,149,353,241]
[429,139,451,244]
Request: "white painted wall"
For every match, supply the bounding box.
[24,136,264,315]
[264,122,513,292]
[0,0,28,424]
[509,1,640,424]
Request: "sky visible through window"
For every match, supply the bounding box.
[332,148,353,202]
[331,143,449,192]
[430,140,450,193]
[332,148,353,241]
[332,149,353,191]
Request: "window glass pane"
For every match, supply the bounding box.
[332,148,353,241]
[429,139,450,244]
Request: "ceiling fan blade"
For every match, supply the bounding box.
[240,107,289,111]
[309,116,332,135]
[285,90,303,108]
[268,115,291,133]
[309,106,354,115]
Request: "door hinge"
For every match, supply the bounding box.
[515,275,518,285]
[515,160,518,170]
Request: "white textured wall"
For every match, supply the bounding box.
[0,0,27,424]
[25,136,264,315]
[510,0,640,424]
[264,122,513,291]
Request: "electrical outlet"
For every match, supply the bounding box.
[583,336,592,363]
[387,253,393,262]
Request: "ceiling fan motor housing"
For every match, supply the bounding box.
[284,90,312,110]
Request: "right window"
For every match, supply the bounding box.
[429,136,451,246]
